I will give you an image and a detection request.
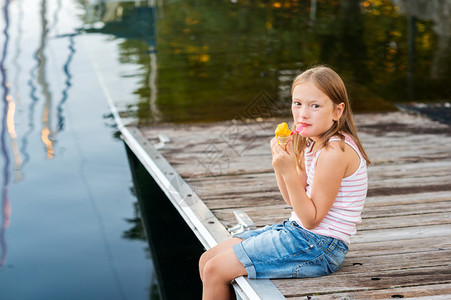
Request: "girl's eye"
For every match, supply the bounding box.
[312,104,320,109]
[293,101,301,106]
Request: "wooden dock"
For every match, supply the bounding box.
[126,111,451,299]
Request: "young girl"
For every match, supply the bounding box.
[199,66,370,300]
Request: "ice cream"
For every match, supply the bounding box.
[275,122,291,150]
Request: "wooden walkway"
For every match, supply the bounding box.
[136,111,451,299]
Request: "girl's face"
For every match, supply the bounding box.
[292,81,344,141]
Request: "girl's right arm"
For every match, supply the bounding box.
[271,137,306,207]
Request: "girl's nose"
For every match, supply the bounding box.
[298,106,309,120]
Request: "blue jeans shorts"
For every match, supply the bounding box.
[232,220,348,279]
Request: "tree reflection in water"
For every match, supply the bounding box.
[83,0,451,125]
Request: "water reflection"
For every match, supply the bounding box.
[36,0,54,159]
[394,0,451,80]
[83,0,160,123]
[26,6,43,165]
[83,0,451,125]
[0,0,11,267]
[55,33,76,134]
[23,0,77,161]
[11,0,24,183]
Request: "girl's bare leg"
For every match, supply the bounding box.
[201,246,248,300]
[199,238,247,300]
[199,237,242,280]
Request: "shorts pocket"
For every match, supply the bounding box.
[287,232,316,257]
[335,240,349,255]
[293,254,329,278]
[288,222,317,251]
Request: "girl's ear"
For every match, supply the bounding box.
[333,102,345,121]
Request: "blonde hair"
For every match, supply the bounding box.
[291,66,370,169]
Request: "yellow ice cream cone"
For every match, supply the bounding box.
[275,122,291,150]
[277,135,290,150]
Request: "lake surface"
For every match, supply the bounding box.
[0,0,450,299]
[0,1,156,299]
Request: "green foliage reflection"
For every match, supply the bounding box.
[82,0,451,124]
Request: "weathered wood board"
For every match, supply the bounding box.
[140,112,451,299]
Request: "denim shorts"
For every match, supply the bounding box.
[232,220,348,279]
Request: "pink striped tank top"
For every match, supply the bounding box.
[289,134,368,244]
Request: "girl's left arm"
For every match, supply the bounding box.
[273,142,348,229]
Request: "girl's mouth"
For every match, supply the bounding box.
[293,123,309,134]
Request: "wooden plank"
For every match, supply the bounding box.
[188,175,451,208]
[206,196,284,211]
[187,173,278,199]
[362,200,451,216]
[160,144,451,178]
[340,250,451,274]
[157,141,451,160]
[364,191,451,207]
[368,175,451,189]
[272,265,451,297]
[206,191,451,219]
[213,207,451,232]
[212,208,451,234]
[212,205,290,228]
[351,224,451,244]
[359,211,451,230]
[348,236,451,258]
[288,284,451,299]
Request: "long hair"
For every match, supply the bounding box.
[291,66,370,169]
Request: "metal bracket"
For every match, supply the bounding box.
[228,210,256,236]
[154,134,170,149]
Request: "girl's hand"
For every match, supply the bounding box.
[270,137,297,176]
[270,137,278,154]
[270,136,291,153]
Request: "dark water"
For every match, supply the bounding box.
[126,146,204,299]
[0,0,450,299]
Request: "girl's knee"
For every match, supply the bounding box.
[199,238,244,281]
[199,250,212,280]
[202,258,223,284]
[203,250,247,284]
